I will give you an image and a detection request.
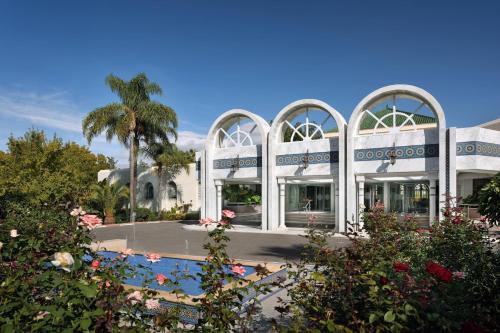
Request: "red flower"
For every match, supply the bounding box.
[380,276,389,285]
[452,215,462,225]
[393,261,410,273]
[426,262,452,282]
[460,320,485,333]
[91,260,100,270]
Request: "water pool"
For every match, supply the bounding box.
[98,251,257,296]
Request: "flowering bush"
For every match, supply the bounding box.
[275,200,499,332]
[0,206,179,331]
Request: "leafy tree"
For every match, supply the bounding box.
[82,73,177,222]
[91,180,129,224]
[0,129,114,218]
[141,142,193,211]
[478,172,500,225]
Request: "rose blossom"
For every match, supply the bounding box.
[70,207,86,216]
[230,263,246,276]
[218,219,230,226]
[51,252,74,272]
[452,271,465,279]
[78,214,102,229]
[222,209,236,219]
[156,273,168,285]
[393,261,410,273]
[10,229,18,238]
[145,252,161,263]
[199,217,214,226]
[127,290,143,305]
[426,261,452,283]
[91,260,100,270]
[145,298,161,310]
[34,311,50,321]
[119,248,135,257]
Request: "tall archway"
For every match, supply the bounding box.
[347,84,447,227]
[202,109,270,230]
[268,99,347,232]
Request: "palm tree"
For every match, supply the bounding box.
[92,181,129,224]
[82,73,177,222]
[141,142,193,211]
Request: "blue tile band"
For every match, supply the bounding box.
[354,144,439,161]
[456,141,500,157]
[213,156,262,169]
[276,151,339,166]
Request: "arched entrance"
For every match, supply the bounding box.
[202,109,270,230]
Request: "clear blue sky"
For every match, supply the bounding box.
[0,0,499,165]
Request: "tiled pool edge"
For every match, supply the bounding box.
[156,267,288,325]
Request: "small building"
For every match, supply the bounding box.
[98,162,201,214]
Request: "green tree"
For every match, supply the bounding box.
[478,172,500,225]
[0,129,114,218]
[141,142,193,211]
[82,73,177,222]
[91,180,129,224]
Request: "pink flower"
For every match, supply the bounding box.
[145,252,161,263]
[480,216,487,222]
[230,263,246,276]
[219,219,230,226]
[119,248,135,257]
[199,217,214,226]
[156,273,168,285]
[145,298,160,310]
[78,214,102,230]
[222,209,236,219]
[91,260,100,270]
[127,290,143,305]
[453,271,465,279]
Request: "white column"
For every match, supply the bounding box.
[278,178,286,229]
[383,181,390,212]
[356,175,365,230]
[215,180,223,221]
[429,178,437,225]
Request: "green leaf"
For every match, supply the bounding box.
[78,284,97,298]
[369,313,378,324]
[80,318,91,330]
[384,310,395,323]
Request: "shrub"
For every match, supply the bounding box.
[478,172,500,225]
[134,207,157,222]
[275,202,499,332]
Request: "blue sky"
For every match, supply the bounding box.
[0,0,499,166]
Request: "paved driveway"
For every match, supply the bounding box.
[91,221,350,262]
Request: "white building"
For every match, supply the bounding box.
[199,84,500,231]
[98,163,200,214]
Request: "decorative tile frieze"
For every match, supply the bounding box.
[276,151,339,166]
[457,141,500,157]
[213,156,262,169]
[354,144,439,161]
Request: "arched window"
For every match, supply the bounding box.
[281,107,338,142]
[145,182,154,200]
[357,94,437,136]
[215,116,261,148]
[168,181,177,199]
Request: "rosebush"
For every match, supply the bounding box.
[276,201,499,332]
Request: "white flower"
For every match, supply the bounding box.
[70,207,86,216]
[145,298,160,310]
[10,229,18,238]
[51,252,74,272]
[34,311,49,320]
[127,290,143,305]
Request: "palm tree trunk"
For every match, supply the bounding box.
[129,133,137,223]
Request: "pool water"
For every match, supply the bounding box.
[98,251,256,296]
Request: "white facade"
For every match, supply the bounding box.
[199,84,500,231]
[98,163,201,213]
